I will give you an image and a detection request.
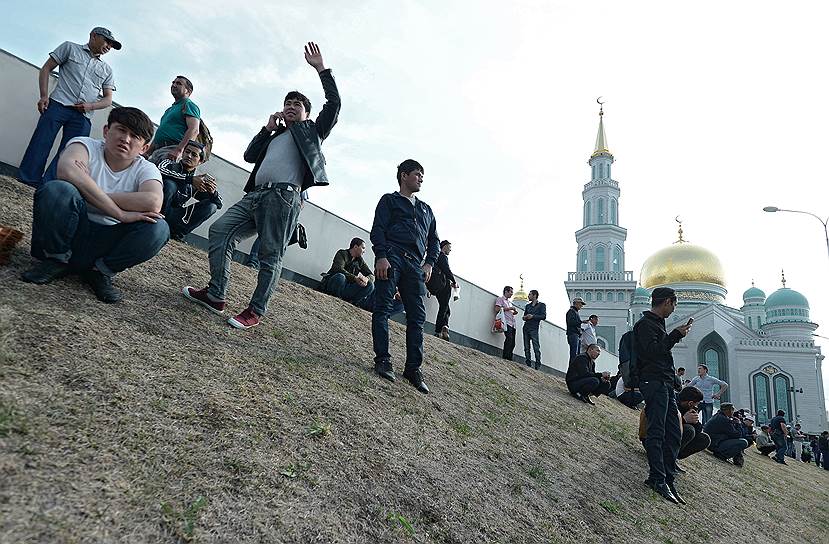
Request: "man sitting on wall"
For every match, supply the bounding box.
[20,107,168,303]
[566,343,611,405]
[157,140,222,240]
[704,403,751,467]
[320,237,374,308]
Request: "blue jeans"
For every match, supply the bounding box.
[19,99,92,186]
[371,246,426,369]
[523,326,541,367]
[698,402,714,426]
[323,272,374,306]
[617,389,644,409]
[246,237,262,268]
[771,432,788,463]
[641,380,681,485]
[713,438,749,459]
[207,185,301,316]
[567,333,580,361]
[31,180,169,275]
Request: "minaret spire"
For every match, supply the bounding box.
[592,97,610,157]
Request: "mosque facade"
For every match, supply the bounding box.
[564,108,827,433]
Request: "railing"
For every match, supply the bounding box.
[738,339,815,349]
[567,271,634,282]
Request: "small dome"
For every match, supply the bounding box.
[743,286,766,302]
[632,287,651,303]
[765,288,809,309]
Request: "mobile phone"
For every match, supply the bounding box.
[686,318,694,326]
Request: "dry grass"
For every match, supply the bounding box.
[0,174,828,544]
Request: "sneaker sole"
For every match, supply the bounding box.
[181,286,225,315]
[227,316,259,330]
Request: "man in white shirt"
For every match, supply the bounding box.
[687,364,729,426]
[580,314,599,353]
[21,107,168,303]
[495,286,519,360]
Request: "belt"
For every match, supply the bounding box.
[257,182,297,192]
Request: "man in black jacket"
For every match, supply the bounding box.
[565,344,611,405]
[522,289,546,369]
[677,386,710,463]
[431,240,457,340]
[320,237,374,308]
[370,159,439,394]
[183,42,340,330]
[704,403,750,466]
[632,286,692,504]
[566,297,586,360]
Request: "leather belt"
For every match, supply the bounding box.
[257,182,296,191]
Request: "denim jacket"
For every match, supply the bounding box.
[370,192,439,266]
[243,69,341,193]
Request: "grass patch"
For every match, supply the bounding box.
[305,420,331,438]
[599,500,621,515]
[0,401,28,437]
[451,419,471,437]
[386,511,415,537]
[160,496,207,542]
[279,461,311,479]
[527,464,546,481]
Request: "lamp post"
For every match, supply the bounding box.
[763,206,829,259]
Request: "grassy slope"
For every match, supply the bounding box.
[0,175,827,544]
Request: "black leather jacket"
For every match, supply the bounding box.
[243,69,341,193]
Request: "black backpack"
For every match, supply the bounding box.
[425,265,447,296]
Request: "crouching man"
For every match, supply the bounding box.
[320,237,374,308]
[20,107,168,303]
[566,343,611,405]
[157,140,222,240]
[704,402,750,466]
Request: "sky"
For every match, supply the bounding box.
[3,0,828,411]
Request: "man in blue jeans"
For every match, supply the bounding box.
[20,107,168,303]
[630,287,692,504]
[320,237,375,308]
[18,28,119,186]
[768,409,790,464]
[566,297,586,360]
[370,159,440,394]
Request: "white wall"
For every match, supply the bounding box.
[0,48,618,375]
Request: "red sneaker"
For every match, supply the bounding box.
[182,286,226,315]
[228,307,260,330]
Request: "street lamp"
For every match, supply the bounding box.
[763,206,829,259]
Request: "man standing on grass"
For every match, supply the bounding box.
[768,410,789,465]
[521,289,546,369]
[687,364,728,426]
[496,286,519,360]
[566,297,586,360]
[182,42,340,330]
[18,27,119,186]
[370,159,439,394]
[630,286,692,505]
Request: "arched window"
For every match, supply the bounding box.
[596,291,603,301]
[610,199,618,225]
[578,249,588,272]
[612,246,622,272]
[617,291,625,302]
[747,316,753,329]
[773,374,792,417]
[606,163,611,179]
[607,292,614,302]
[584,201,592,226]
[753,373,771,423]
[597,198,606,224]
[595,246,606,272]
[585,291,593,302]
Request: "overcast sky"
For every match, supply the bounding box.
[4,1,828,410]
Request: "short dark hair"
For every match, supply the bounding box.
[440,240,451,248]
[397,159,424,183]
[503,286,513,294]
[651,287,677,308]
[777,410,785,416]
[349,237,364,249]
[185,139,205,160]
[678,386,703,403]
[529,289,539,298]
[176,75,194,94]
[589,314,598,320]
[107,107,154,143]
[677,367,685,372]
[698,364,708,371]
[284,91,311,114]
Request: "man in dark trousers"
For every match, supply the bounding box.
[704,403,750,466]
[819,431,829,470]
[630,286,692,504]
[370,159,439,394]
[566,343,611,405]
[320,237,374,308]
[768,410,789,464]
[522,289,546,369]
[677,386,711,463]
[566,297,586,360]
[430,240,457,340]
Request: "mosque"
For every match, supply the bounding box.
[563,105,828,434]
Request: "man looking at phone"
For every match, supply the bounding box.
[687,364,729,426]
[630,287,692,504]
[566,343,611,405]
[676,386,711,463]
[183,42,340,329]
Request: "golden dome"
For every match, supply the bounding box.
[640,242,726,288]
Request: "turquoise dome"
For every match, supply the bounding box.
[742,286,766,301]
[765,288,809,309]
[632,287,651,303]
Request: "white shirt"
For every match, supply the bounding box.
[581,322,597,347]
[67,137,161,225]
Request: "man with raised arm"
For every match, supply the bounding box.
[183,43,340,330]
[19,27,120,186]
[370,159,439,394]
[20,107,168,303]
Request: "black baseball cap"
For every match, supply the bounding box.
[92,27,122,50]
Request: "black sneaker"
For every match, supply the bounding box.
[20,260,70,284]
[374,359,396,382]
[402,367,430,394]
[81,270,122,303]
[733,453,745,467]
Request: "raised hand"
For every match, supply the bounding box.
[266,112,284,131]
[304,42,326,72]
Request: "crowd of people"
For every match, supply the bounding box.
[9,27,828,506]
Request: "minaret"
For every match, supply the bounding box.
[564,100,637,353]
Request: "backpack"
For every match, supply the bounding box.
[619,330,639,388]
[425,265,447,296]
[182,102,214,161]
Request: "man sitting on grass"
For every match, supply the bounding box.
[20,106,168,303]
[565,343,611,405]
[755,425,776,457]
[704,403,750,467]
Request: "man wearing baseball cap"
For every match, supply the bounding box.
[19,27,120,187]
[565,296,587,360]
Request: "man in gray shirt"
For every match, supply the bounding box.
[687,364,729,426]
[18,27,120,187]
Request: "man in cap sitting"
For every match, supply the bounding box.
[566,343,611,405]
[703,403,751,467]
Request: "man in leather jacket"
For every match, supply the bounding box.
[183,42,340,330]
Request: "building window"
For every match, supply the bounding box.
[595,246,606,272]
[773,374,792,418]
[612,246,622,272]
[598,198,606,224]
[585,292,593,302]
[753,373,771,424]
[584,201,592,227]
[610,199,618,225]
[578,249,588,272]
[747,316,753,329]
[596,292,603,301]
[607,292,614,302]
[617,291,625,302]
